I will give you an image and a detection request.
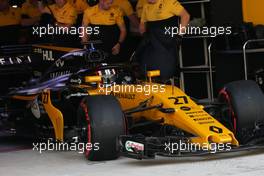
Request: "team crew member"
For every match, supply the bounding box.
[21,0,41,26]
[137,0,190,80]
[111,0,139,62]
[39,0,77,27]
[111,0,139,28]
[82,0,126,60]
[69,0,90,26]
[0,0,22,44]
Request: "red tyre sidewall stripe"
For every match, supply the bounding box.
[80,101,91,158]
[219,88,237,133]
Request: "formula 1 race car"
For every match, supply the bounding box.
[1,43,264,161]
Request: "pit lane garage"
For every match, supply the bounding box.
[1,0,264,176]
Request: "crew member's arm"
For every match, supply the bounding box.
[178,8,190,35]
[112,22,127,55]
[139,6,146,34]
[112,9,127,55]
[122,0,139,28]
[81,9,90,43]
[81,24,89,43]
[139,22,146,34]
[136,0,145,18]
[112,8,127,55]
[170,0,190,35]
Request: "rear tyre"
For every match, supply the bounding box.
[77,95,126,161]
[218,80,264,144]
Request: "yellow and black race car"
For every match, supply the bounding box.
[1,43,264,161]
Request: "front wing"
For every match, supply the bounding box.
[119,135,264,160]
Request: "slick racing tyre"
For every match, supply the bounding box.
[218,80,264,144]
[77,95,126,161]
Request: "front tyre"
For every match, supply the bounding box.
[77,95,126,161]
[218,80,264,144]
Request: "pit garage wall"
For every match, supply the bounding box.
[181,0,244,98]
[211,0,264,94]
[193,0,264,26]
[210,0,243,26]
[181,0,264,98]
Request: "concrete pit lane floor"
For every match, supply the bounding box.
[1,136,264,176]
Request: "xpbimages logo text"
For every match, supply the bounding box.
[164,141,232,154]
[165,24,232,37]
[98,83,166,96]
[32,25,100,38]
[32,139,100,154]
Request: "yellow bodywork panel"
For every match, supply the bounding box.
[12,76,239,146]
[41,90,64,141]
[85,76,102,83]
[242,0,264,25]
[9,44,239,147]
[101,83,239,146]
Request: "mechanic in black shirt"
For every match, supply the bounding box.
[137,0,190,80]
[81,0,127,62]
